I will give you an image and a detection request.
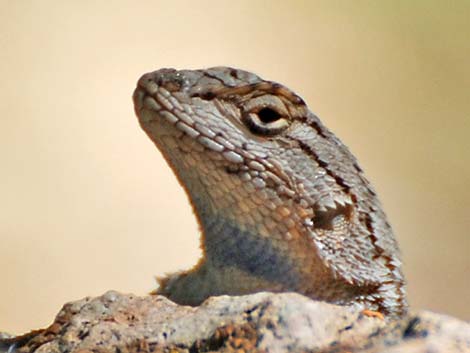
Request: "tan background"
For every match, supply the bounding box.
[1,1,469,334]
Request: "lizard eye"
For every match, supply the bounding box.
[241,96,290,136]
[243,107,290,136]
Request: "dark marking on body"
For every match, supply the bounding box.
[204,218,301,287]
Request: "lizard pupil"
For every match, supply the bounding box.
[258,107,281,123]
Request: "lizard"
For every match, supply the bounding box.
[133,67,408,318]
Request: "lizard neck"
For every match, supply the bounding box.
[178,171,307,292]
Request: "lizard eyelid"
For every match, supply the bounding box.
[242,109,290,136]
[241,96,291,136]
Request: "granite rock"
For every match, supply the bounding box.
[1,291,469,353]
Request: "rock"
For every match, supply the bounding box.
[1,291,469,353]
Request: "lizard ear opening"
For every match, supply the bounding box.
[311,203,353,231]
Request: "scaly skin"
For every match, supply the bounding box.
[133,67,407,317]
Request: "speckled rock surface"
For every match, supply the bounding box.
[1,291,469,353]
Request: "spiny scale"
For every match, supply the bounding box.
[133,67,407,317]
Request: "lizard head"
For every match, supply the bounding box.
[133,67,353,238]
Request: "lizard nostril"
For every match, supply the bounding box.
[200,91,216,100]
[229,69,238,78]
[190,91,216,100]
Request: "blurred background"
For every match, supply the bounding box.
[1,1,469,333]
